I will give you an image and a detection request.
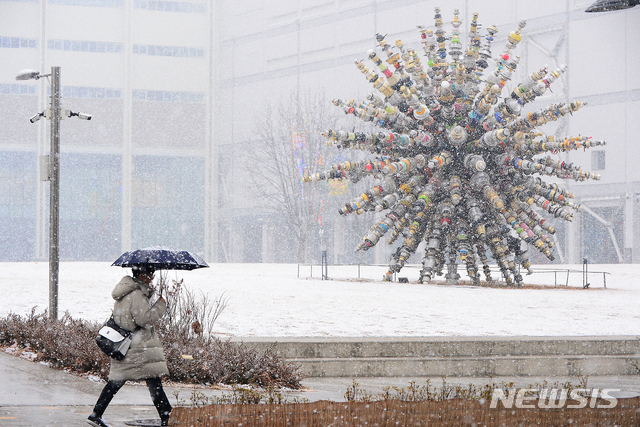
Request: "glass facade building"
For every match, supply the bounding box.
[0,0,212,262]
[0,151,37,261]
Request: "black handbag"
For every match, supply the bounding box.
[96,316,139,361]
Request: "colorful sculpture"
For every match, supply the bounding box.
[303,8,606,285]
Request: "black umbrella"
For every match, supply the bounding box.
[112,246,209,271]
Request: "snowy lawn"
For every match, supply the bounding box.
[0,262,637,337]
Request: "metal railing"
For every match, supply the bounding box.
[529,266,611,289]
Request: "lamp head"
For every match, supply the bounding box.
[585,0,639,12]
[15,69,41,81]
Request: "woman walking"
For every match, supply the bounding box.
[88,265,172,427]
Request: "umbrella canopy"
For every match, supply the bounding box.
[112,246,209,271]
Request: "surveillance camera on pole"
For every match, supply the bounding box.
[29,111,45,123]
[66,110,92,121]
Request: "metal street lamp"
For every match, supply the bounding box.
[585,0,639,12]
[16,66,91,320]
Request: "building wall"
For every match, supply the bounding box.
[0,0,212,262]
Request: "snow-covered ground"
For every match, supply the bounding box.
[0,262,637,337]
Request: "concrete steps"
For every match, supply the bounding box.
[236,336,640,378]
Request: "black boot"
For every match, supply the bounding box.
[87,414,110,427]
[146,377,172,426]
[90,380,125,427]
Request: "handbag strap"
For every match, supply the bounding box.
[107,315,142,335]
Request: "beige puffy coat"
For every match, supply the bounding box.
[108,276,169,381]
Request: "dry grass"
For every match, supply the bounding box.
[169,397,640,426]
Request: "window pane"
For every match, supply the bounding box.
[591,151,605,171]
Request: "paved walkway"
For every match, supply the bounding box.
[1,351,640,426]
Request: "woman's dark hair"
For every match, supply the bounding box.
[132,264,155,277]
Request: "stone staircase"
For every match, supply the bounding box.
[236,336,640,378]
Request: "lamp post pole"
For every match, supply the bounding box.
[17,66,91,321]
[49,66,61,320]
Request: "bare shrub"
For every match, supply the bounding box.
[156,271,228,340]
[0,308,110,378]
[160,326,302,388]
[0,282,302,389]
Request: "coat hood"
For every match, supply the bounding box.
[112,276,152,301]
